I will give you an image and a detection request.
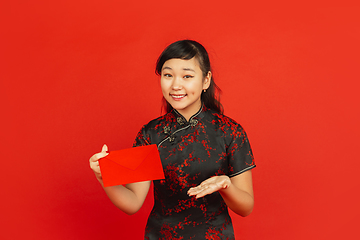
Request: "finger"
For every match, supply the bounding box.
[89,152,109,162]
[187,187,198,195]
[188,180,212,196]
[194,186,216,199]
[90,160,100,167]
[202,176,229,188]
[89,160,101,171]
[101,144,108,153]
[188,185,209,196]
[188,187,201,196]
[92,166,101,174]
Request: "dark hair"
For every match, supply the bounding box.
[155,40,223,114]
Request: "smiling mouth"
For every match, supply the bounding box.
[170,94,186,99]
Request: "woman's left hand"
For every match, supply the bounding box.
[187,175,231,199]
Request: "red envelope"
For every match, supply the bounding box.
[99,144,165,187]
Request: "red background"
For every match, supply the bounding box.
[1,0,359,239]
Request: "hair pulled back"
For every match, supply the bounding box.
[155,40,223,114]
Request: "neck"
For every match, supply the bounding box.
[175,103,203,122]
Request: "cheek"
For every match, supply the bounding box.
[187,81,203,95]
[160,81,171,98]
[160,79,168,92]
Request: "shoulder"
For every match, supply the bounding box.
[204,110,249,142]
[206,110,244,130]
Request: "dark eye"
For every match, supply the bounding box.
[184,75,194,79]
[163,73,172,78]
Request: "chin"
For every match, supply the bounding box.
[169,102,186,110]
[171,106,186,111]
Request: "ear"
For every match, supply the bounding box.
[203,71,212,90]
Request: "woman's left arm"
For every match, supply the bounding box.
[187,170,254,217]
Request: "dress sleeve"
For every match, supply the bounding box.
[132,125,151,147]
[227,124,256,177]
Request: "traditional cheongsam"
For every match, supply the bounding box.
[133,105,255,240]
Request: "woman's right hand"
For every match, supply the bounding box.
[89,144,109,181]
[89,144,151,214]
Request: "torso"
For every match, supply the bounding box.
[133,106,255,240]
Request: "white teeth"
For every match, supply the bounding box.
[171,95,185,98]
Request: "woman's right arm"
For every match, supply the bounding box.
[89,144,151,215]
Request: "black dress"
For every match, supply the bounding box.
[133,106,255,240]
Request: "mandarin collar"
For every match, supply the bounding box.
[172,104,206,126]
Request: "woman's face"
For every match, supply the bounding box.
[160,57,211,120]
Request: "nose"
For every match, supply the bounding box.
[171,76,182,90]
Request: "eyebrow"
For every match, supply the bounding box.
[162,66,195,72]
[183,68,195,72]
[162,66,172,71]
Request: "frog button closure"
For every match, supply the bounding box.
[177,117,186,125]
[163,126,170,134]
[169,135,175,142]
[189,119,198,127]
